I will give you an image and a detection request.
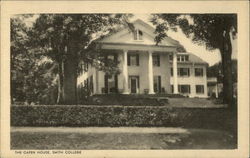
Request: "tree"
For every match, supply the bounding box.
[29,14,131,104]
[11,15,58,104]
[207,59,237,84]
[151,14,237,106]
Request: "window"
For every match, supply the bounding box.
[178,68,190,77]
[107,55,114,60]
[169,54,173,61]
[177,55,189,62]
[133,29,143,40]
[195,68,203,76]
[178,85,190,94]
[89,76,94,93]
[153,76,161,93]
[171,68,190,77]
[153,54,160,66]
[177,56,180,61]
[105,54,117,66]
[128,54,139,66]
[196,85,204,94]
[169,54,189,62]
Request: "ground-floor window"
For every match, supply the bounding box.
[178,84,190,94]
[196,85,204,94]
[153,76,161,93]
[85,75,94,94]
[171,84,190,94]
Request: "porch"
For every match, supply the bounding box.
[91,43,180,95]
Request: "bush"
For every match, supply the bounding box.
[11,105,236,131]
[81,94,169,106]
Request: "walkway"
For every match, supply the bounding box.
[11,127,236,149]
[12,127,190,134]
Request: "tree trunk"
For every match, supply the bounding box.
[62,40,78,105]
[56,61,64,104]
[220,30,234,108]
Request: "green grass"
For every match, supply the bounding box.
[11,129,236,149]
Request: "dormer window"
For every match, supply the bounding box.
[133,29,143,40]
[169,54,189,62]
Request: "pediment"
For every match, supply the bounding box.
[95,19,181,48]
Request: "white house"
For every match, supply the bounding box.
[78,19,209,98]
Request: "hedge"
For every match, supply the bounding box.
[11,105,236,131]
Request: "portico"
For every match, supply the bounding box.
[96,42,179,94]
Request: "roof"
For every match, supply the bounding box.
[188,53,208,64]
[92,19,184,48]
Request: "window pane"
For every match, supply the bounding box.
[179,68,189,76]
[153,54,160,66]
[130,55,137,66]
[133,30,137,40]
[153,76,158,92]
[195,68,203,76]
[169,54,173,61]
[196,85,204,93]
[138,30,143,40]
[177,56,180,61]
[179,85,190,93]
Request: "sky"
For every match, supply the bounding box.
[24,14,237,66]
[131,14,237,66]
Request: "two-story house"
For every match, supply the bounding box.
[78,19,208,98]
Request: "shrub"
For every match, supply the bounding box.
[11,105,236,131]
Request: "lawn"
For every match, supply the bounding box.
[78,94,225,108]
[11,128,236,149]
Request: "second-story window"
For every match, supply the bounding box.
[133,29,143,40]
[195,68,203,76]
[105,54,117,66]
[171,68,190,77]
[153,54,160,66]
[178,68,190,77]
[128,54,139,66]
[169,54,173,61]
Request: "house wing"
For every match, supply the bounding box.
[94,19,183,48]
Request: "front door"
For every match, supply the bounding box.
[131,78,137,93]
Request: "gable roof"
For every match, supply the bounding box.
[93,19,184,48]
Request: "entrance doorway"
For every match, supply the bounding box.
[129,76,139,94]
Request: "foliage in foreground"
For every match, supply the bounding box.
[11,105,237,133]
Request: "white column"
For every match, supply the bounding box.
[173,52,178,94]
[148,51,155,94]
[123,50,129,94]
[95,69,100,94]
[215,83,218,98]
